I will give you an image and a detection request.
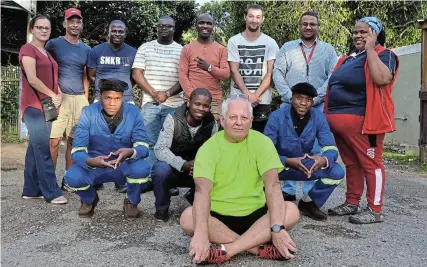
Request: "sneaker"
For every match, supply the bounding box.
[115,183,128,193]
[201,244,227,264]
[123,198,140,218]
[50,195,68,205]
[22,194,44,199]
[169,187,179,196]
[78,193,99,217]
[349,208,384,224]
[328,202,363,216]
[298,200,327,221]
[61,177,73,192]
[282,192,296,202]
[184,188,195,205]
[257,243,289,260]
[154,209,169,222]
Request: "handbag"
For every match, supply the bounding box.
[21,53,58,122]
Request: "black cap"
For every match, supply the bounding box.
[99,78,127,93]
[291,82,318,97]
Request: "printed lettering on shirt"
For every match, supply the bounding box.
[367,148,375,159]
[237,45,266,90]
[99,56,131,66]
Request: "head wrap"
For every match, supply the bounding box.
[99,78,127,93]
[358,17,383,34]
[291,82,318,97]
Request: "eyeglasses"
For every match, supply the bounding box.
[157,24,174,30]
[300,23,318,28]
[34,26,51,31]
[228,94,249,100]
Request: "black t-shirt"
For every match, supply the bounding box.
[327,50,397,115]
[102,106,123,134]
[291,106,311,136]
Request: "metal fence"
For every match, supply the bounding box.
[1,65,20,135]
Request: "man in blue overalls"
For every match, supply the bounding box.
[264,82,344,221]
[65,78,151,218]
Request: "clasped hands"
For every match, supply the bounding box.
[86,148,134,169]
[285,154,327,178]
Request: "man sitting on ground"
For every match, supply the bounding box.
[179,95,300,264]
[152,88,217,222]
[264,82,344,221]
[64,78,151,218]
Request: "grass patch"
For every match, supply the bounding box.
[383,151,418,164]
[1,130,26,144]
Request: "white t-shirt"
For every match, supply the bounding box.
[227,33,279,105]
[132,40,184,108]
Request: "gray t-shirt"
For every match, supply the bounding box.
[227,33,279,104]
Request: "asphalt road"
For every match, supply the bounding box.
[1,144,427,267]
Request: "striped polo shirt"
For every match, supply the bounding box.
[132,40,183,108]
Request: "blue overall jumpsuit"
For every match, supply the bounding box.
[264,105,345,208]
[65,102,151,205]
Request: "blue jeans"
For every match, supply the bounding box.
[279,158,344,207]
[23,107,62,201]
[65,159,150,205]
[151,161,194,211]
[281,103,324,195]
[141,103,176,168]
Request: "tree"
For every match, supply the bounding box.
[1,0,197,65]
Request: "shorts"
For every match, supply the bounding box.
[210,205,268,235]
[50,94,89,139]
[210,100,222,121]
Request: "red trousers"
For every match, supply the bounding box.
[326,114,385,213]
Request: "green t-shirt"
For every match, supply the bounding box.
[193,130,284,216]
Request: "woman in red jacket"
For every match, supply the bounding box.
[324,17,399,224]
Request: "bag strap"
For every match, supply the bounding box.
[20,48,55,101]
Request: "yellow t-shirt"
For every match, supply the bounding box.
[193,130,284,216]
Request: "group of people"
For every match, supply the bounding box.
[19,4,399,264]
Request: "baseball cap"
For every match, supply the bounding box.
[65,8,82,19]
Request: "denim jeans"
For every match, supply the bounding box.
[151,161,194,211]
[23,107,62,201]
[281,103,325,196]
[141,103,176,168]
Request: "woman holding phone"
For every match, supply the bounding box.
[19,15,67,204]
[324,17,399,224]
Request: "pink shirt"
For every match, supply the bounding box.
[19,43,59,116]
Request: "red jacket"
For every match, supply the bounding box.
[324,45,399,134]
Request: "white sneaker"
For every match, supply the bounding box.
[50,196,68,204]
[22,195,44,199]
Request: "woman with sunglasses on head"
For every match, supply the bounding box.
[19,15,67,204]
[324,17,399,224]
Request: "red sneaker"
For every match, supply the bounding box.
[257,243,287,260]
[202,244,227,264]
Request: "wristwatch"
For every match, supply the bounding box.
[271,224,285,233]
[165,90,171,98]
[207,64,212,73]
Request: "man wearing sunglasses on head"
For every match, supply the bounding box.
[179,94,299,264]
[132,16,184,184]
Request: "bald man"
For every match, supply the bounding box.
[87,20,137,192]
[179,13,230,121]
[88,20,136,104]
